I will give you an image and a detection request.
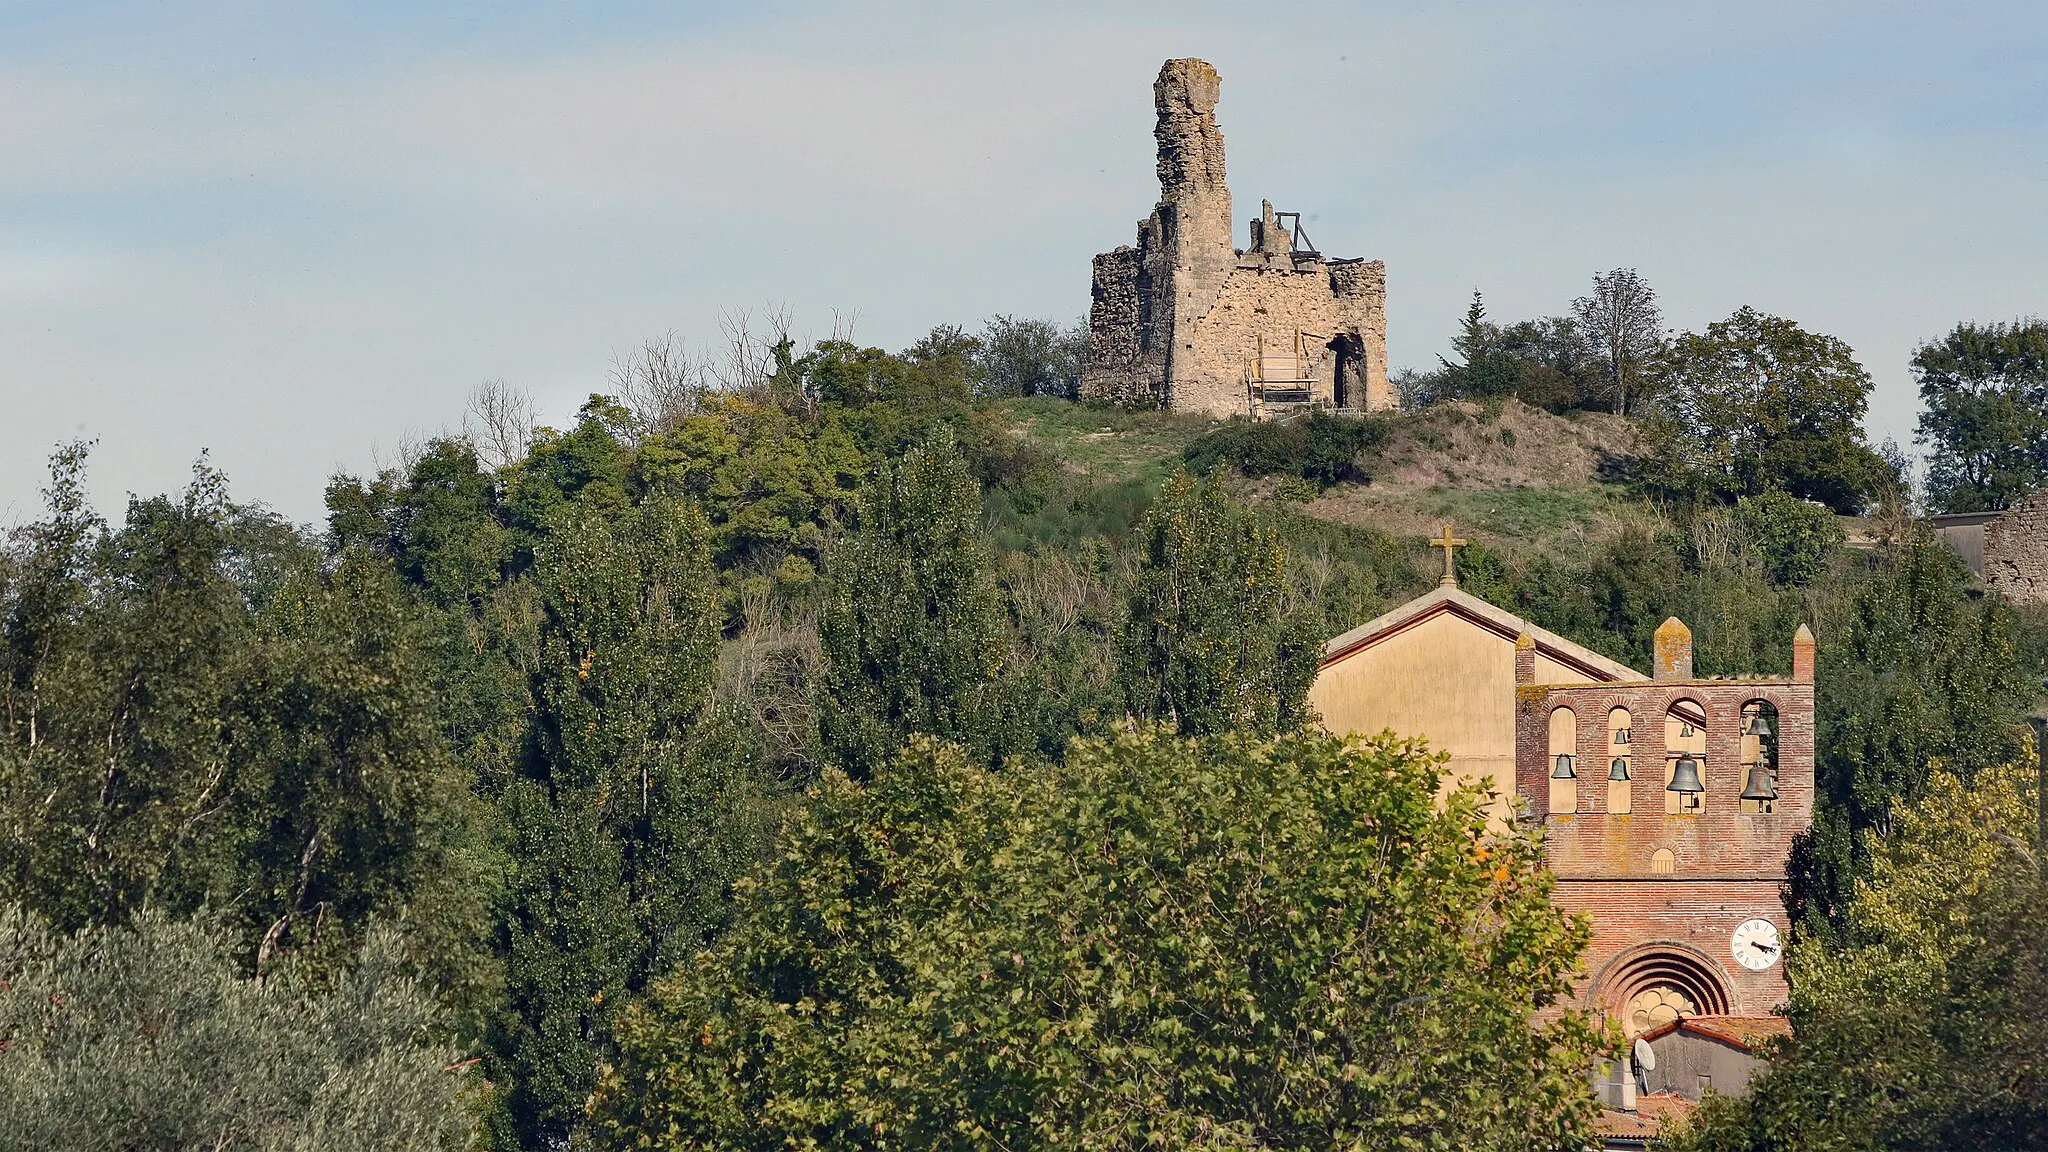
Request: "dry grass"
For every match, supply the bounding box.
[1297,399,1663,553]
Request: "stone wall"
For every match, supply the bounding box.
[1174,259,1390,416]
[1983,491,2048,602]
[1081,58,1390,417]
[1083,246,1155,405]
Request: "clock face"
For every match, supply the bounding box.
[1731,918,1782,971]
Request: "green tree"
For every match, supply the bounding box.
[1436,291,1523,400]
[1676,759,2048,1151]
[976,314,1085,399]
[505,396,639,537]
[1571,268,1664,416]
[1653,307,1890,512]
[1792,537,2034,936]
[222,550,488,982]
[635,393,866,571]
[1733,488,1845,586]
[1119,471,1318,736]
[0,454,248,928]
[1493,315,1603,413]
[0,449,481,990]
[817,428,1012,778]
[1912,319,2048,513]
[491,495,769,1147]
[326,438,513,610]
[590,727,1607,1152]
[0,905,472,1151]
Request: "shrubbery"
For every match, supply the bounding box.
[1181,410,1385,489]
[0,907,471,1151]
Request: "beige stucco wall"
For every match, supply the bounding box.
[1310,611,1584,805]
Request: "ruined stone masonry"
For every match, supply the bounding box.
[1927,491,2048,603]
[1982,491,2048,603]
[1082,59,1390,418]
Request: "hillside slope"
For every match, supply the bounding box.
[1302,399,1656,550]
[995,395,1658,556]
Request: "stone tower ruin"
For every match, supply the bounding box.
[1081,59,1390,418]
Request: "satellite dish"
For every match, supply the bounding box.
[1633,1037,1657,1072]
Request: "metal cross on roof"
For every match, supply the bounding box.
[1429,522,1468,587]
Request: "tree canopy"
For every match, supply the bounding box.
[1677,758,2048,1151]
[1117,472,1319,736]
[1913,319,2048,513]
[1653,306,1890,512]
[0,906,471,1151]
[592,727,1607,1152]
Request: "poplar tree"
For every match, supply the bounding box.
[1792,536,2033,937]
[1118,471,1318,736]
[817,428,1011,777]
[492,495,767,1147]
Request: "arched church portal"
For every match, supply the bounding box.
[1591,942,1732,1035]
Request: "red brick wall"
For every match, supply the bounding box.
[1515,678,1813,1018]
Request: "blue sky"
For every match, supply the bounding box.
[5,1,2046,524]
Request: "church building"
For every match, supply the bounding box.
[1313,526,1813,1139]
[1311,525,1646,816]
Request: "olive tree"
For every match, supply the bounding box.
[0,906,471,1151]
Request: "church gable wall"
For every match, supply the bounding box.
[1312,606,1631,824]
[1313,610,1514,766]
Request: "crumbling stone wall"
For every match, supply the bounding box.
[1082,58,1390,417]
[1983,491,2048,603]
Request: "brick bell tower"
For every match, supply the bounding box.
[1514,619,1815,1034]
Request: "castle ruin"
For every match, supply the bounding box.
[1081,59,1390,418]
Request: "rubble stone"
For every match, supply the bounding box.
[1082,59,1390,417]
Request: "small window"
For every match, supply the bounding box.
[1549,706,1579,814]
[1665,703,1708,814]
[1607,707,1633,814]
[1740,700,1780,814]
[1651,848,1676,874]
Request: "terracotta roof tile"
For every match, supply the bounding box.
[1596,1093,1697,1141]
[1640,1014,1790,1051]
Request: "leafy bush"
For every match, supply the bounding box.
[1181,411,1384,489]
[0,906,471,1151]
[1733,489,1845,585]
[1676,760,2048,1151]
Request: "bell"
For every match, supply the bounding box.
[1667,755,1705,795]
[1613,727,1632,746]
[1679,722,1696,739]
[1609,756,1631,781]
[1740,762,1779,803]
[1552,753,1577,779]
[1741,714,1771,737]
